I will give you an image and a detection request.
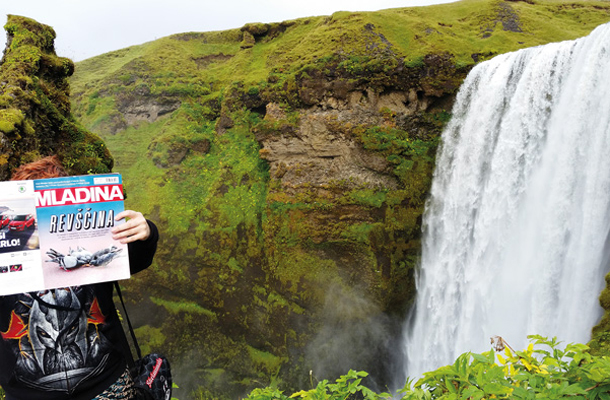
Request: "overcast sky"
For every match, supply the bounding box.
[3,0,458,62]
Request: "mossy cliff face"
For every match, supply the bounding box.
[65,1,610,398]
[0,15,112,178]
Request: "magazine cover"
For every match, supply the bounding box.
[34,173,131,290]
[0,180,44,294]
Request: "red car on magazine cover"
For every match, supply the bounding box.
[0,214,12,229]
[9,214,34,231]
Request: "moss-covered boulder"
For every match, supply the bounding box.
[0,15,112,178]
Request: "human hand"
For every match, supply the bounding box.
[112,210,151,244]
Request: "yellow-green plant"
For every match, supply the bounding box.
[401,335,610,400]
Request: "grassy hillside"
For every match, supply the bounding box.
[68,0,610,398]
[71,0,610,105]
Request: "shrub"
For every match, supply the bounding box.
[243,336,610,400]
[245,370,389,400]
[401,335,610,400]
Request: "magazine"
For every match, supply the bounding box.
[0,174,130,295]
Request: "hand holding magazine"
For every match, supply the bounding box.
[0,174,130,295]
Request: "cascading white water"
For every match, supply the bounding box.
[402,22,610,379]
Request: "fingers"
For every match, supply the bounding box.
[112,210,151,244]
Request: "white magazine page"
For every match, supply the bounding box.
[0,180,45,294]
[0,174,131,296]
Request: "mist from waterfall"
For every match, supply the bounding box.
[401,22,610,380]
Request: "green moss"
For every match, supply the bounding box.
[341,222,378,245]
[150,297,217,319]
[5,15,56,50]
[0,109,25,134]
[133,325,167,355]
[346,188,388,208]
[0,15,112,179]
[247,345,286,376]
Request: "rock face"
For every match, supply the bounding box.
[220,52,461,394]
[258,109,396,189]
[116,94,181,126]
[0,15,112,179]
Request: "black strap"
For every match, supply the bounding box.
[114,281,142,361]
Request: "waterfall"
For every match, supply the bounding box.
[402,22,610,379]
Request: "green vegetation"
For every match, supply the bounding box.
[70,0,610,119]
[245,370,385,400]
[0,15,113,179]
[245,337,610,400]
[402,336,610,400]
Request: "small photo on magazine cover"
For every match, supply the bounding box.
[41,240,129,288]
[0,200,39,255]
[45,243,124,271]
[10,264,23,272]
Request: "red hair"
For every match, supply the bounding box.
[10,156,68,180]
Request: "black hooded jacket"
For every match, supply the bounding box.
[0,220,158,400]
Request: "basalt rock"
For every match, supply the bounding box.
[257,110,396,188]
[116,94,181,126]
